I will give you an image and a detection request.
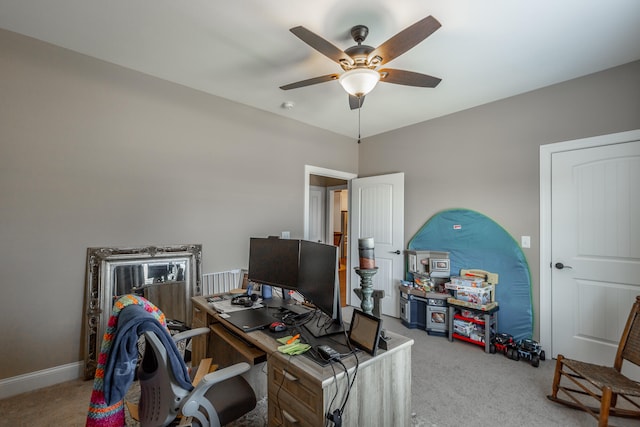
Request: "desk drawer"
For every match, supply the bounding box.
[268,390,319,427]
[268,356,322,424]
[192,305,207,328]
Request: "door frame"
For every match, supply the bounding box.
[304,165,358,303]
[539,129,640,355]
[304,165,357,240]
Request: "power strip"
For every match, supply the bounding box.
[317,344,341,361]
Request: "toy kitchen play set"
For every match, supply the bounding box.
[400,250,499,348]
[400,250,451,335]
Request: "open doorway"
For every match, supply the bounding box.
[304,166,357,307]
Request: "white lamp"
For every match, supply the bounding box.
[338,68,380,97]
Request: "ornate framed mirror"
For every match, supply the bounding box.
[83,244,202,379]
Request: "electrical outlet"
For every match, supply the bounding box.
[521,236,531,248]
[281,231,290,239]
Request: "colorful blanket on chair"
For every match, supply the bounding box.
[85,294,192,427]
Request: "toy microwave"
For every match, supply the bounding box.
[406,250,451,277]
[421,257,450,278]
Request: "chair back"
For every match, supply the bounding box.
[616,295,640,370]
[137,331,191,427]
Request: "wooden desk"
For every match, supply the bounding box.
[192,296,414,427]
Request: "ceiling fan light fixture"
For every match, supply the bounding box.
[338,68,380,97]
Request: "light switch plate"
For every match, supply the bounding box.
[521,236,531,248]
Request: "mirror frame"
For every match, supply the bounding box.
[83,244,202,379]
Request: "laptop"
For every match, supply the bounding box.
[225,307,277,332]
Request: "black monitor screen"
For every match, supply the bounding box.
[348,309,382,356]
[248,238,300,290]
[297,240,340,324]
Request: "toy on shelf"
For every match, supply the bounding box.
[453,313,494,342]
[446,269,499,311]
[413,272,433,293]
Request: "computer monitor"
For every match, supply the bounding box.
[297,240,344,337]
[247,237,300,291]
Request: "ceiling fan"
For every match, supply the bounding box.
[280,15,442,110]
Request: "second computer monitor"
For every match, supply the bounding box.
[297,240,343,336]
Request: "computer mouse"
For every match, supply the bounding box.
[269,321,286,332]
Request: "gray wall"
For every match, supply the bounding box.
[360,60,640,338]
[0,29,357,379]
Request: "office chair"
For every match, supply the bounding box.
[547,295,640,426]
[137,327,257,427]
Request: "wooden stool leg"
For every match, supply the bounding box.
[598,386,612,427]
[550,354,564,399]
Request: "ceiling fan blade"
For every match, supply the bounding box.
[280,74,339,90]
[379,68,441,87]
[290,26,354,66]
[368,15,441,67]
[349,95,365,110]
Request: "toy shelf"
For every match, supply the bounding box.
[451,332,486,347]
[454,313,486,325]
[448,305,499,353]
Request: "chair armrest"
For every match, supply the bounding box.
[172,327,210,343]
[200,362,251,387]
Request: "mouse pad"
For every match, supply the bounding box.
[226,308,278,332]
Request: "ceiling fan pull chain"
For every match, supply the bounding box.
[357,97,362,144]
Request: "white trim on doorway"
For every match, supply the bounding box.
[303,165,357,241]
[539,129,640,355]
[304,166,357,306]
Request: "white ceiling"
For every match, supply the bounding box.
[1,0,639,139]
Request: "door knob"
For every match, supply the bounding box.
[391,250,401,255]
[554,262,573,270]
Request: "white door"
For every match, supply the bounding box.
[350,173,404,317]
[327,185,347,247]
[550,138,640,374]
[308,185,325,243]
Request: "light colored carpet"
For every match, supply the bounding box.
[379,311,638,427]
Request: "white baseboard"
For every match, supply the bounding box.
[0,361,85,400]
